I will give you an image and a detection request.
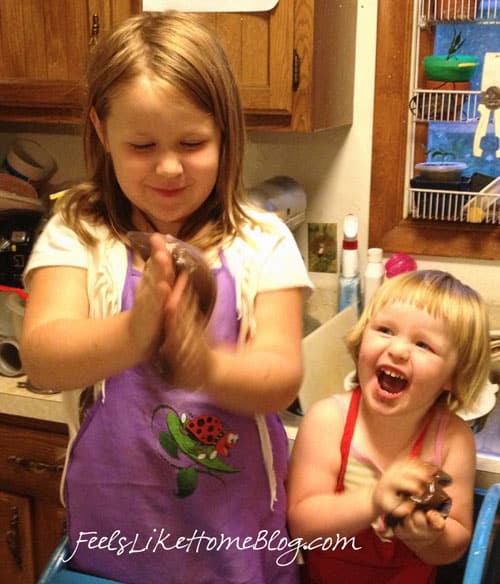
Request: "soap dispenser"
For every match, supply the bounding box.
[338,214,361,315]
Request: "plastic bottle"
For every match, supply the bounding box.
[338,214,361,315]
[363,248,384,308]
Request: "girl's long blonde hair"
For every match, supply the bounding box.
[346,270,491,412]
[60,11,252,249]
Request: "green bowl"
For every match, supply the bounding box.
[424,55,478,82]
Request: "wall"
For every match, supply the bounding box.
[1,0,498,325]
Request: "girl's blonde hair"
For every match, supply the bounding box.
[60,11,252,249]
[346,270,491,412]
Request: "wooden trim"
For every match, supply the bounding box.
[369,0,500,260]
[0,80,83,109]
[0,413,68,435]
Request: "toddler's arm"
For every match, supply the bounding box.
[288,398,382,539]
[287,398,438,540]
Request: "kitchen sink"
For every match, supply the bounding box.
[475,388,500,489]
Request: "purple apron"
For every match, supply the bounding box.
[65,250,299,584]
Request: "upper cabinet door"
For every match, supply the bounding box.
[195,0,357,131]
[0,1,89,82]
[0,0,90,120]
[0,0,141,123]
[195,0,294,116]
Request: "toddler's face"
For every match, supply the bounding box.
[357,301,458,417]
[92,74,221,235]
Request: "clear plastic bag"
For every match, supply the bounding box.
[127,231,217,326]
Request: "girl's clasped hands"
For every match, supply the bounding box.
[131,233,213,388]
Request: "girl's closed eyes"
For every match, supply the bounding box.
[129,142,155,150]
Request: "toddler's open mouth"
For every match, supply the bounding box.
[377,368,408,394]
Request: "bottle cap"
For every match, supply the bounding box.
[343,214,358,241]
[367,248,383,262]
[385,253,417,278]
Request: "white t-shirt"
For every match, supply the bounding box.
[25,209,313,314]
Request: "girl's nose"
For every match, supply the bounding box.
[388,338,410,361]
[155,151,183,177]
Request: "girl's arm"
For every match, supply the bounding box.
[20,234,177,391]
[395,414,476,564]
[162,286,305,414]
[287,398,382,539]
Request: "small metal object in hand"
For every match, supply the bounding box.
[409,469,452,516]
[386,470,452,527]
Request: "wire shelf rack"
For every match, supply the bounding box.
[405,0,500,225]
[408,186,499,223]
[409,88,481,122]
[419,0,500,23]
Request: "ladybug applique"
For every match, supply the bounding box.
[185,414,239,459]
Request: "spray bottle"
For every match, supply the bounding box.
[338,214,361,315]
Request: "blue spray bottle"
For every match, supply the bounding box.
[338,214,362,315]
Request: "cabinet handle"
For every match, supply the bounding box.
[89,14,100,47]
[7,455,64,473]
[293,49,301,91]
[6,505,22,570]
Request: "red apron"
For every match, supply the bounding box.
[306,387,436,584]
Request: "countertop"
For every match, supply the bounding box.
[0,374,67,424]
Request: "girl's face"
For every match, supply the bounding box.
[357,301,458,416]
[92,75,221,235]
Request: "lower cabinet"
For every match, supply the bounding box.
[0,491,35,583]
[0,415,68,583]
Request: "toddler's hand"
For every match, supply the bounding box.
[395,508,446,547]
[372,458,438,521]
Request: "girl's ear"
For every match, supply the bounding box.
[90,107,107,148]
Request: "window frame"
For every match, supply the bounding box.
[369,0,499,260]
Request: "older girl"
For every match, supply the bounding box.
[21,12,311,584]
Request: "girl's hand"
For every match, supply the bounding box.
[129,233,176,360]
[395,509,446,547]
[372,458,438,520]
[158,270,215,389]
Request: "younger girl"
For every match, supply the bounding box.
[287,270,490,584]
[21,12,312,584]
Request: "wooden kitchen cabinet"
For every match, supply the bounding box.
[0,414,68,583]
[196,0,357,131]
[0,0,141,124]
[0,491,35,584]
[0,0,356,131]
